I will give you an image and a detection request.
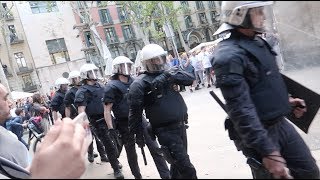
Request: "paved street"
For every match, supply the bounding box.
[25,68,320,179]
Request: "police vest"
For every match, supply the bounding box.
[52,90,66,117]
[66,87,78,118]
[81,84,104,118]
[226,36,291,121]
[139,73,188,128]
[107,79,132,120]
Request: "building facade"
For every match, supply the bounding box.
[0,1,38,93]
[72,1,221,63]
[14,1,87,94]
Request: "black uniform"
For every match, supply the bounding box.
[50,89,66,118]
[128,70,197,179]
[74,83,121,173]
[104,76,170,179]
[64,86,107,161]
[212,30,319,179]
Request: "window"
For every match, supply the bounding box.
[45,38,70,64]
[196,1,205,10]
[80,12,90,23]
[99,9,113,24]
[117,7,128,22]
[14,52,27,69]
[180,1,189,7]
[29,1,58,14]
[184,15,193,28]
[104,27,118,44]
[128,44,138,60]
[110,46,120,58]
[210,11,218,23]
[198,13,208,24]
[208,1,215,9]
[84,31,94,47]
[22,74,33,87]
[122,25,135,40]
[8,25,18,43]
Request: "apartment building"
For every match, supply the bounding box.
[73,1,221,62]
[14,1,87,94]
[0,1,39,93]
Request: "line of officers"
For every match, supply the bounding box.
[50,43,198,179]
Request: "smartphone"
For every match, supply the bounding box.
[73,112,93,149]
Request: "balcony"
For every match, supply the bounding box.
[81,46,96,52]
[9,33,24,45]
[23,84,37,92]
[16,66,34,75]
[107,37,119,45]
[4,13,14,21]
[101,20,113,26]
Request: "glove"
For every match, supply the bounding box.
[135,131,145,148]
[163,66,179,77]
[151,73,168,89]
[108,129,119,141]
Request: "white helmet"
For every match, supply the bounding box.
[55,77,69,89]
[140,44,168,73]
[68,70,81,85]
[214,1,273,35]
[112,56,133,76]
[79,63,101,81]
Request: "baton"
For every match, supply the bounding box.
[209,90,227,113]
[141,147,147,165]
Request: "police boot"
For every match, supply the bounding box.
[114,170,124,179]
[100,154,109,162]
[134,175,142,179]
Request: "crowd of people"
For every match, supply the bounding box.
[0,1,319,179]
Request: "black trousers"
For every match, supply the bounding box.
[116,120,141,178]
[92,120,121,172]
[154,122,197,179]
[238,118,319,179]
[88,125,107,157]
[142,118,170,179]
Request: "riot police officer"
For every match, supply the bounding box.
[128,44,197,179]
[103,56,170,179]
[74,64,123,179]
[212,1,319,179]
[64,70,108,163]
[51,77,68,122]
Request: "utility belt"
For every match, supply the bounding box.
[88,116,105,126]
[153,121,184,133]
[262,116,284,128]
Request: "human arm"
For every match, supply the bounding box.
[65,107,71,118]
[103,103,114,129]
[128,81,145,147]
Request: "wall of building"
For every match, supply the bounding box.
[0,1,39,92]
[273,2,320,71]
[15,1,87,93]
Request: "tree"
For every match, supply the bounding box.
[121,1,190,52]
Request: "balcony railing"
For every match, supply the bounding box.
[16,66,34,75]
[9,32,24,44]
[107,37,119,44]
[4,13,14,21]
[23,84,37,92]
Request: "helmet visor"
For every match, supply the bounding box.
[143,54,167,73]
[248,5,273,33]
[69,77,81,85]
[87,69,102,80]
[113,63,133,76]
